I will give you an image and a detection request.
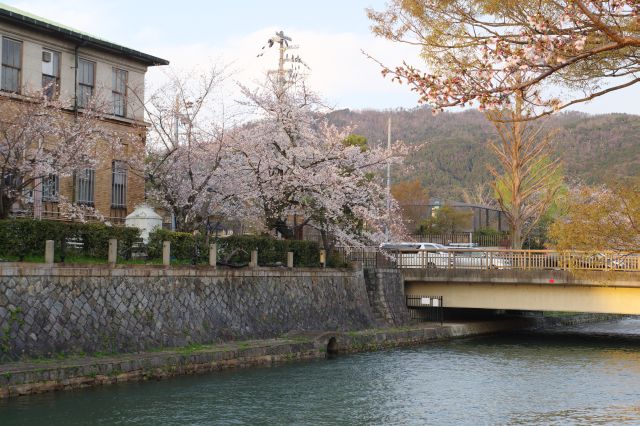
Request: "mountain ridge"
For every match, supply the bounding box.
[327,107,640,198]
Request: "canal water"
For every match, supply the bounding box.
[2,319,640,425]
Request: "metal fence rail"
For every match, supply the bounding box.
[334,247,396,269]
[406,295,443,324]
[335,246,640,272]
[413,232,509,247]
[394,249,640,272]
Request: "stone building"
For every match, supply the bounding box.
[0,4,168,223]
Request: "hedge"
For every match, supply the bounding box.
[0,219,323,267]
[147,229,207,262]
[147,229,321,267]
[0,219,140,261]
[217,235,320,267]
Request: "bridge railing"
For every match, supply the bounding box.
[394,249,640,272]
[412,232,509,247]
[334,247,397,269]
[335,247,640,272]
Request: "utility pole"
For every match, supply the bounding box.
[277,35,286,85]
[258,30,309,89]
[386,117,392,242]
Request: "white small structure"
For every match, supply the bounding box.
[125,204,163,243]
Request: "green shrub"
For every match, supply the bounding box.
[474,227,502,237]
[147,229,207,263]
[217,235,320,267]
[146,230,321,267]
[0,219,140,261]
[473,227,509,246]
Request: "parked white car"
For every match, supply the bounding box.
[380,242,450,268]
[449,249,511,269]
[379,243,511,269]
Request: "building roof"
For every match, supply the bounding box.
[429,199,502,212]
[399,199,503,212]
[0,3,169,66]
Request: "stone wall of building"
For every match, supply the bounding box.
[0,264,376,359]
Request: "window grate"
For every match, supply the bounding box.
[111,161,127,208]
[75,168,95,205]
[42,174,59,202]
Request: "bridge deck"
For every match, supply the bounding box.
[403,269,640,315]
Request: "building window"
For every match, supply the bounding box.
[111,161,127,208]
[112,68,127,117]
[42,174,59,202]
[1,37,22,93]
[77,59,95,108]
[42,49,60,99]
[75,168,95,205]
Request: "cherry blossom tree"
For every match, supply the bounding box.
[368,0,640,119]
[232,75,408,250]
[0,91,119,219]
[144,67,244,232]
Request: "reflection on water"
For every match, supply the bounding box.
[2,319,640,425]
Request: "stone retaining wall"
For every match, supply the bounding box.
[0,319,535,398]
[0,264,376,359]
[363,268,411,326]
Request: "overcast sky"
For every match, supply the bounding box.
[4,0,639,115]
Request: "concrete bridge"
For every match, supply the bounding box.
[402,268,640,315]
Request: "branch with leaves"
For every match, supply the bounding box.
[368,0,639,119]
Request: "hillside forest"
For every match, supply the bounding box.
[328,108,640,201]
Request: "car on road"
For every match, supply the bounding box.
[448,248,511,269]
[379,243,512,269]
[380,242,449,268]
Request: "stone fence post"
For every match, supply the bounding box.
[250,250,258,268]
[108,239,118,265]
[45,240,54,264]
[287,251,294,268]
[162,241,171,266]
[209,243,217,268]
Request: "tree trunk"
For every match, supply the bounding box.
[510,222,523,249]
[320,228,330,254]
[0,192,11,219]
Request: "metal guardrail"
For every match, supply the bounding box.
[396,249,640,272]
[336,247,640,272]
[413,232,509,247]
[334,247,397,269]
[406,295,443,324]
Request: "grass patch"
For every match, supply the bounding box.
[176,343,210,355]
[543,311,582,317]
[0,255,203,266]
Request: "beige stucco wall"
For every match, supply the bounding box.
[0,21,148,121]
[406,281,640,315]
